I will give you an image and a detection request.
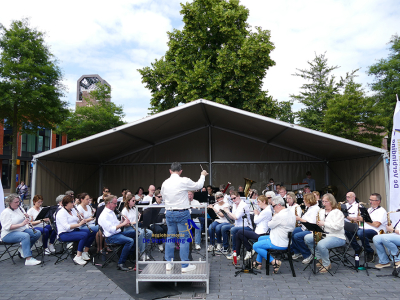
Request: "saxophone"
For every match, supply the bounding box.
[314,208,324,244]
[294,205,300,227]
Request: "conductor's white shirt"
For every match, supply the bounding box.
[161,173,205,210]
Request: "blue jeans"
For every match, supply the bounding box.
[253,235,287,263]
[59,228,96,252]
[348,228,377,254]
[106,231,136,264]
[230,226,252,251]
[124,226,153,253]
[221,224,234,249]
[194,220,201,245]
[165,210,191,268]
[208,221,227,245]
[373,233,400,264]
[2,229,41,258]
[304,234,346,267]
[34,225,56,248]
[291,227,311,258]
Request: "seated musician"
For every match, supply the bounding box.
[235,195,272,261]
[121,193,152,260]
[206,185,214,197]
[373,214,400,268]
[56,195,97,265]
[207,192,230,252]
[0,194,42,266]
[221,191,253,258]
[76,193,99,233]
[253,196,295,272]
[98,195,136,271]
[291,193,320,263]
[348,193,387,263]
[343,192,359,223]
[188,191,202,250]
[148,189,168,251]
[304,193,346,273]
[140,185,155,205]
[27,195,56,255]
[286,192,302,219]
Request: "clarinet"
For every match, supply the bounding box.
[220,209,235,224]
[18,205,37,234]
[73,204,93,233]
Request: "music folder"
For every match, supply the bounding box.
[35,206,51,221]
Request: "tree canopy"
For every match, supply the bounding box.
[139,0,281,118]
[368,34,400,137]
[0,18,68,191]
[57,83,125,142]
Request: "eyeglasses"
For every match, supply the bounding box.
[216,196,223,199]
[156,196,162,198]
[104,190,109,193]
[369,199,379,202]
[272,204,278,208]
[231,197,237,200]
[267,197,272,199]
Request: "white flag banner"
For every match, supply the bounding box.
[0,179,4,215]
[390,94,400,213]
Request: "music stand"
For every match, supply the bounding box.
[358,207,379,275]
[141,208,160,261]
[301,222,331,278]
[34,206,52,266]
[340,204,349,217]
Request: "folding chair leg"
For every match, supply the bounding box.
[287,254,296,277]
[266,253,270,275]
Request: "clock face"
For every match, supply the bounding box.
[79,77,100,100]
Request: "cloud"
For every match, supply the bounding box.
[1,0,398,120]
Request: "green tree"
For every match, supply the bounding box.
[0,19,68,192]
[367,34,400,141]
[57,83,125,142]
[323,78,384,147]
[139,0,279,117]
[290,53,344,131]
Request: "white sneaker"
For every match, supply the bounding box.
[195,244,201,250]
[302,255,313,264]
[25,258,41,266]
[216,243,222,251]
[292,253,302,260]
[82,252,90,261]
[207,245,214,252]
[35,240,43,247]
[182,264,196,273]
[158,244,164,252]
[48,244,55,253]
[18,247,25,258]
[44,248,52,255]
[166,263,173,271]
[67,242,74,249]
[244,251,253,260]
[73,255,87,265]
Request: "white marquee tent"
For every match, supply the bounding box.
[31,99,390,207]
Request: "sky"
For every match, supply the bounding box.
[1,0,399,123]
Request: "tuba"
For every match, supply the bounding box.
[244,178,256,198]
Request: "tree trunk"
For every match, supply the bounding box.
[10,104,18,194]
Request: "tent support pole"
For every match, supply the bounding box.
[209,126,212,186]
[99,165,103,196]
[383,152,390,209]
[324,161,330,187]
[30,158,37,208]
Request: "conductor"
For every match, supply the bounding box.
[161,162,208,273]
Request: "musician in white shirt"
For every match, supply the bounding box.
[56,195,96,265]
[349,193,387,263]
[304,193,346,272]
[76,193,98,233]
[121,193,153,259]
[343,192,359,223]
[253,196,295,272]
[0,194,42,265]
[207,192,229,251]
[234,195,272,260]
[140,185,155,205]
[188,191,203,250]
[291,193,320,263]
[161,162,207,273]
[222,191,253,258]
[98,195,136,271]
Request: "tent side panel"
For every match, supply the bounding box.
[329,156,386,208]
[36,160,100,206]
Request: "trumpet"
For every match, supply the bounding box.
[18,204,37,234]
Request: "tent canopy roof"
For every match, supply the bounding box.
[34,99,386,164]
